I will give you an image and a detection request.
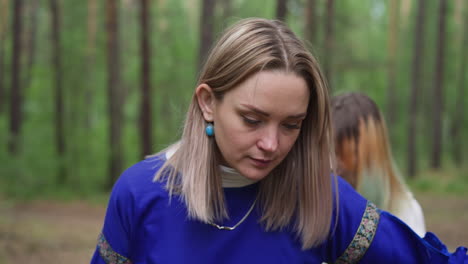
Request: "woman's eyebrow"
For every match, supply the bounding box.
[240,103,306,119]
[287,113,307,119]
[240,104,270,117]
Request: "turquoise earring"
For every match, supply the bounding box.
[205,123,214,136]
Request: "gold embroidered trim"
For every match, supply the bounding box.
[334,201,380,264]
[97,232,133,264]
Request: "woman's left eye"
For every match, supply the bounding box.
[283,123,301,129]
[243,116,261,125]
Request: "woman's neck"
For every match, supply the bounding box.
[165,144,257,187]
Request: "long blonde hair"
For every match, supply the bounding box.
[331,92,409,212]
[155,18,335,249]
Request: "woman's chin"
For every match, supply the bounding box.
[238,167,272,182]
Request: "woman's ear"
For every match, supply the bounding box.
[195,83,215,122]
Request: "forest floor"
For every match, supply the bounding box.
[0,192,467,264]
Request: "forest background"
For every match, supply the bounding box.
[0,0,467,262]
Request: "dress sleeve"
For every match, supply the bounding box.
[361,211,467,264]
[326,176,468,264]
[323,176,379,262]
[90,170,136,264]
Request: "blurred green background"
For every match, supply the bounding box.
[0,0,467,199]
[0,0,467,263]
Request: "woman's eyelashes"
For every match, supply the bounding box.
[283,122,301,129]
[242,116,261,125]
[242,115,302,130]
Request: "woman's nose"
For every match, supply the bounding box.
[257,126,279,153]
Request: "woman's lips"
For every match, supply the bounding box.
[250,157,272,168]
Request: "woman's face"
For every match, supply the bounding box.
[212,71,310,181]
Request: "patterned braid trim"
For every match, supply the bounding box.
[97,233,133,264]
[334,201,381,264]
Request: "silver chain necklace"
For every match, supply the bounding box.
[208,197,258,231]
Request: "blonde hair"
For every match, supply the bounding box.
[331,92,410,212]
[155,18,335,249]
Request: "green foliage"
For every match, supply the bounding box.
[408,165,468,196]
[0,0,467,199]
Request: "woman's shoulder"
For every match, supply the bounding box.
[335,175,368,206]
[323,175,378,262]
[111,153,169,202]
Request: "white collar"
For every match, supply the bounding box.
[219,165,258,187]
[165,144,258,188]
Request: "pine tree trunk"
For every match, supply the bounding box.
[407,0,426,177]
[451,3,468,165]
[276,0,287,21]
[106,0,123,189]
[50,0,66,183]
[85,0,97,129]
[323,0,334,91]
[23,0,39,91]
[304,0,317,48]
[399,0,412,27]
[198,0,214,70]
[0,38,4,114]
[139,0,153,157]
[430,0,448,169]
[9,0,23,155]
[386,0,400,126]
[0,0,9,114]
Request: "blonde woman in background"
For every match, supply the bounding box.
[331,92,426,237]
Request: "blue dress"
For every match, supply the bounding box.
[90,155,467,264]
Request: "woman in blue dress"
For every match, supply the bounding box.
[91,18,467,264]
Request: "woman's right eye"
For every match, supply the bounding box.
[243,116,260,125]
